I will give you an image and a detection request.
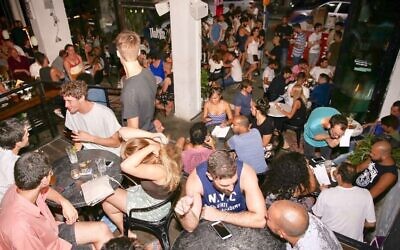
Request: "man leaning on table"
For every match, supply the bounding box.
[0,152,113,249]
[303,107,348,160]
[174,150,266,232]
[61,80,121,155]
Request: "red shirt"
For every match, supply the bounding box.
[7,55,31,72]
[0,185,71,250]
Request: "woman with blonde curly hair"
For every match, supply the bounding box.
[102,127,181,235]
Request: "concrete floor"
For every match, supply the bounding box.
[29,13,291,248]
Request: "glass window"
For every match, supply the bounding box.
[338,3,350,14]
[321,2,339,13]
[331,0,399,122]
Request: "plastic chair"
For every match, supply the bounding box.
[123,186,181,250]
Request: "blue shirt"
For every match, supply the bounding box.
[227,128,268,174]
[304,107,340,147]
[233,92,252,117]
[310,83,333,109]
[210,23,221,43]
[197,161,247,212]
[150,60,165,81]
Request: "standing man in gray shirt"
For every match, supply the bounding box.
[115,30,157,131]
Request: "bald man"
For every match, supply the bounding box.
[228,115,268,176]
[266,200,341,250]
[355,139,398,202]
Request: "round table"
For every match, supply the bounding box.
[172,221,284,250]
[50,149,122,208]
[267,102,291,118]
[349,120,363,137]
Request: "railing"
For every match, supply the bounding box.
[0,80,60,139]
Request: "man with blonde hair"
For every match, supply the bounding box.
[61,80,121,155]
[115,30,157,131]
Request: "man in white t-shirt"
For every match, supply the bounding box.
[284,72,310,106]
[0,118,29,201]
[223,52,243,88]
[312,162,376,241]
[29,52,43,79]
[61,80,121,155]
[308,23,322,67]
[262,60,278,93]
[310,57,333,81]
[267,200,342,250]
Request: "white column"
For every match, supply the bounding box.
[25,0,72,62]
[8,0,26,25]
[170,0,202,120]
[379,52,400,118]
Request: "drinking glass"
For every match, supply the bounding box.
[71,169,80,179]
[65,146,78,164]
[324,160,333,172]
[96,158,107,176]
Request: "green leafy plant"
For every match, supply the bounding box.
[348,135,374,165]
[348,135,400,167]
[201,68,210,101]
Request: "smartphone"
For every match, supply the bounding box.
[105,161,113,168]
[64,127,73,141]
[210,221,232,240]
[311,156,325,164]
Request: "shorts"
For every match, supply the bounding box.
[58,223,78,247]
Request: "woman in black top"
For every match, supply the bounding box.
[251,97,275,147]
[275,84,307,127]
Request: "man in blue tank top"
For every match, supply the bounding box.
[175,151,266,232]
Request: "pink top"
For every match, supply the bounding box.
[182,147,213,174]
[0,185,71,250]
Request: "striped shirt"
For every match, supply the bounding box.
[292,32,307,57]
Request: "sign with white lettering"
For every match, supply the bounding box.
[149,27,166,40]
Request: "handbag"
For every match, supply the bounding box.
[81,175,114,206]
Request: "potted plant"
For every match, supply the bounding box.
[348,135,400,167]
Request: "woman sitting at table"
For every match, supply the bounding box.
[64,44,83,80]
[7,48,31,81]
[275,84,307,127]
[202,87,233,127]
[251,97,275,147]
[262,152,317,211]
[102,127,181,235]
[38,53,65,83]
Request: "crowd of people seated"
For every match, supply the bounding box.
[0,4,399,249]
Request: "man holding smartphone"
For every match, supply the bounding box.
[61,80,121,155]
[303,107,348,160]
[174,150,266,232]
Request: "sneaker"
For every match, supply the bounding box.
[53,109,64,119]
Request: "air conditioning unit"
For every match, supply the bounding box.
[155,0,170,16]
[190,0,208,20]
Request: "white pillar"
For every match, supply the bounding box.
[379,52,400,118]
[25,0,72,63]
[8,0,26,25]
[170,0,202,120]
